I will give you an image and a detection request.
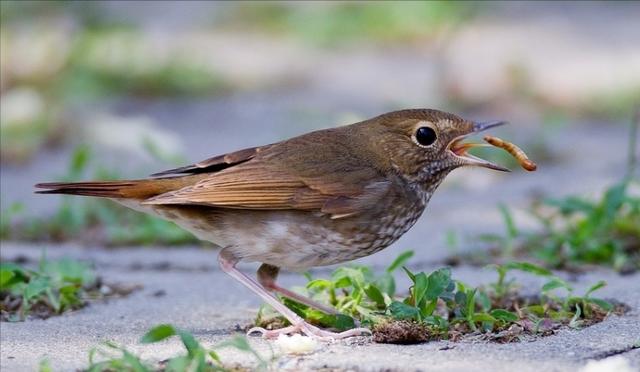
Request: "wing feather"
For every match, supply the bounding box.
[150,145,271,177]
[143,127,394,218]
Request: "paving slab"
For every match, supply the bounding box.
[1,243,638,372]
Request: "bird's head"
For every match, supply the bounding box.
[372,109,508,184]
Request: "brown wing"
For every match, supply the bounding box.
[150,145,272,177]
[143,131,393,219]
[144,161,391,219]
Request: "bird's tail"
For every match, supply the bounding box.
[35,176,198,200]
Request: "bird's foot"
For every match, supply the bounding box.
[247,321,371,341]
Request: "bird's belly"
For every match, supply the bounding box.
[131,202,424,270]
[222,207,423,270]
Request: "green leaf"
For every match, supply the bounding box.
[0,269,15,288]
[121,349,150,372]
[420,299,438,317]
[364,284,385,308]
[402,266,416,283]
[0,262,27,275]
[59,285,81,309]
[454,291,467,306]
[140,324,177,343]
[472,313,497,323]
[386,250,414,273]
[545,196,595,215]
[424,268,452,301]
[208,350,221,364]
[413,272,429,305]
[602,182,627,219]
[465,289,477,318]
[306,279,333,290]
[46,258,95,286]
[542,278,572,293]
[375,273,395,297]
[45,288,61,313]
[490,309,519,322]
[585,280,607,297]
[476,291,491,312]
[332,267,366,289]
[504,262,552,277]
[587,298,613,312]
[499,204,518,238]
[387,301,420,321]
[165,356,190,372]
[333,276,351,289]
[330,314,356,331]
[24,277,50,300]
[177,329,201,357]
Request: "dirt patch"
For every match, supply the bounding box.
[373,298,629,345]
[373,320,432,344]
[1,279,142,321]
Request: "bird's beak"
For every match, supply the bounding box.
[448,120,510,172]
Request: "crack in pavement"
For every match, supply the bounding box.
[585,344,640,360]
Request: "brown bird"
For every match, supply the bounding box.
[35,109,508,340]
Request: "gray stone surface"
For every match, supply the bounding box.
[1,243,638,372]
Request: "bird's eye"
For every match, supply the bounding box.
[415,126,437,147]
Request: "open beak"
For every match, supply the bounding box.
[448,120,510,172]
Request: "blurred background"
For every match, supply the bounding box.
[1,1,638,260]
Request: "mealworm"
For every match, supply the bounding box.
[483,135,537,171]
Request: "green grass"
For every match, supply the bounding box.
[1,145,199,246]
[86,324,268,372]
[255,251,620,344]
[474,180,640,273]
[56,28,228,101]
[1,254,99,321]
[528,181,639,272]
[223,2,478,47]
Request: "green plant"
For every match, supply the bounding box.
[259,251,618,343]
[488,262,551,300]
[467,180,639,273]
[88,341,152,372]
[529,180,639,272]
[224,2,478,47]
[386,261,614,338]
[87,324,269,372]
[0,253,96,321]
[256,250,414,331]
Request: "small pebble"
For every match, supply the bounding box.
[275,334,318,355]
[579,356,634,372]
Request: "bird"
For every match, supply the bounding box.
[35,108,509,340]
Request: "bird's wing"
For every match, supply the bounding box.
[150,145,273,177]
[143,138,392,219]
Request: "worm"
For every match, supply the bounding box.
[483,135,537,171]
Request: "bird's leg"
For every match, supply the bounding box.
[218,249,370,340]
[257,263,339,315]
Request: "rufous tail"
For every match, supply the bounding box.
[35,176,201,200]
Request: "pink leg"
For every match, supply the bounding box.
[257,263,339,315]
[218,249,370,341]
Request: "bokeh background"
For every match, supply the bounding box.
[1,1,638,258]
